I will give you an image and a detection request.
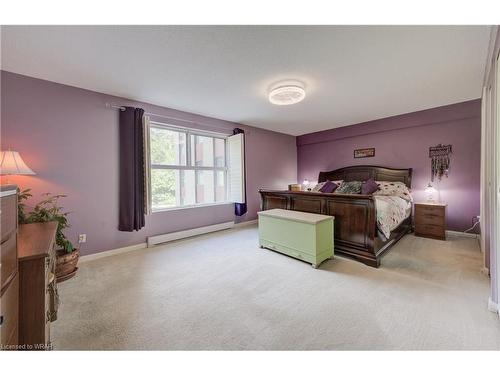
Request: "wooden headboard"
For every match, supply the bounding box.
[318,165,413,188]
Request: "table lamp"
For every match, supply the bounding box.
[0,149,36,183]
[424,182,437,203]
[302,179,311,191]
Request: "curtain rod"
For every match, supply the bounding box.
[105,102,235,134]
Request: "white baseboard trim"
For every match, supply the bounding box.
[147,221,234,247]
[80,242,147,263]
[488,297,499,315]
[80,220,257,263]
[446,230,479,239]
[234,219,258,228]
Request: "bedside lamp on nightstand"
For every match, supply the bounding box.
[424,182,437,203]
[415,182,446,241]
[302,179,311,191]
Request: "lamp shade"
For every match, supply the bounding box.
[424,182,437,194]
[424,182,437,202]
[0,150,36,175]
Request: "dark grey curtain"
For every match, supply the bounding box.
[119,107,146,231]
[233,128,247,216]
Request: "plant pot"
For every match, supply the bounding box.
[56,248,80,282]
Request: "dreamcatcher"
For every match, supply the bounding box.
[429,144,452,182]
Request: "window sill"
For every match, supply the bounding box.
[151,202,233,214]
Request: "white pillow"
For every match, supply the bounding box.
[373,181,412,202]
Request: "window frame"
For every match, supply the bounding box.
[148,121,230,213]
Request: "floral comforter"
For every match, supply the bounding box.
[374,196,412,239]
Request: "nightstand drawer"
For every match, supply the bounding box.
[415,204,445,217]
[415,213,445,226]
[415,223,445,239]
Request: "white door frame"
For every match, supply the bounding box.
[486,80,497,313]
[482,27,500,314]
[495,47,500,314]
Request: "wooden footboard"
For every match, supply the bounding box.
[259,190,411,267]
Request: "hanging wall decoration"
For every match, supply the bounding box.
[429,144,452,181]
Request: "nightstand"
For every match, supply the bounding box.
[414,202,447,240]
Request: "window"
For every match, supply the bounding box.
[148,123,229,211]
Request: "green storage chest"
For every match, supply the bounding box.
[258,208,334,268]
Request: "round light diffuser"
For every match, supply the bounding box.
[268,85,306,105]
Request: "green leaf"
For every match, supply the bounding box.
[23,192,75,253]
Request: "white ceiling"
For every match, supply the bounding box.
[1,25,491,136]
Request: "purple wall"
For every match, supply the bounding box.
[1,71,297,255]
[297,99,481,232]
[0,71,483,259]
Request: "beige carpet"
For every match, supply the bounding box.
[52,225,500,350]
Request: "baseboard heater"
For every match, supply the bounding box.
[147,221,235,247]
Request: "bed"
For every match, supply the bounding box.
[259,165,413,267]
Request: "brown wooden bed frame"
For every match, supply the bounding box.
[259,165,413,267]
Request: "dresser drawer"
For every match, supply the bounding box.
[1,234,17,291]
[18,222,59,349]
[1,194,17,243]
[1,273,19,348]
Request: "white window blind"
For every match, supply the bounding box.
[228,133,245,204]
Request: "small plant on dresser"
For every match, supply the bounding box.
[18,191,79,282]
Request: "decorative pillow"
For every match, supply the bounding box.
[313,180,343,192]
[319,180,338,193]
[312,181,327,192]
[361,178,379,195]
[373,181,413,202]
[336,181,362,194]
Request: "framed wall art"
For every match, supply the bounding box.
[354,148,375,158]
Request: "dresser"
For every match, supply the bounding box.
[0,185,19,350]
[258,208,334,268]
[18,221,59,350]
[414,202,447,240]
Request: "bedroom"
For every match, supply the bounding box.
[1,4,500,371]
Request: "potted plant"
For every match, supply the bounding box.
[17,188,33,224]
[19,190,79,282]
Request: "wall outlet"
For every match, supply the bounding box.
[78,234,87,243]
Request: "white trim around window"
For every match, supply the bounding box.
[147,121,231,212]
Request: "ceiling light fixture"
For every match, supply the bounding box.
[268,84,306,106]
